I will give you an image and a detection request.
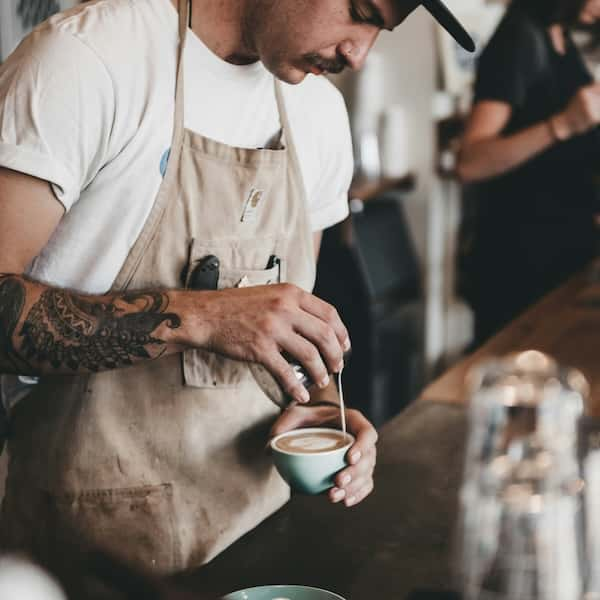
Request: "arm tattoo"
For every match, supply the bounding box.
[0,276,27,372]
[20,289,181,371]
[0,274,181,373]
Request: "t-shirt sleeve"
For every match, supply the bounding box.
[474,13,548,109]
[0,27,115,210]
[306,84,352,232]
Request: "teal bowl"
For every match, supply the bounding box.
[269,428,354,495]
[223,584,346,599]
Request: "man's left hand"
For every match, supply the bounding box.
[271,403,377,507]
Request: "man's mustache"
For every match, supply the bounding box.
[304,53,348,74]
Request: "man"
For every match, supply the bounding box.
[0,0,473,573]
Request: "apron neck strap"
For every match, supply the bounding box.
[274,80,289,140]
[172,0,190,142]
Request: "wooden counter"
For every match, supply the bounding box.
[173,263,600,599]
[420,261,600,415]
[175,400,466,600]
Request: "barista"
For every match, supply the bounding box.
[0,0,474,572]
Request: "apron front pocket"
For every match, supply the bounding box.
[46,483,182,574]
[182,242,283,390]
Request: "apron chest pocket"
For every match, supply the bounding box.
[182,244,283,389]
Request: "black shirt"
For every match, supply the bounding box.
[462,5,600,342]
[473,5,600,224]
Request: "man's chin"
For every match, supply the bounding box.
[268,64,309,85]
[286,72,309,85]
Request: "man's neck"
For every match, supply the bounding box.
[170,0,259,65]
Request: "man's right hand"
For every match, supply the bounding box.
[174,283,351,404]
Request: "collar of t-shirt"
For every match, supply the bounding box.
[166,1,281,150]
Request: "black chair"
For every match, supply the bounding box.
[315,191,425,426]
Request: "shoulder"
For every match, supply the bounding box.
[494,7,544,44]
[476,5,550,100]
[481,6,547,66]
[0,0,173,209]
[5,0,178,140]
[43,0,166,37]
[0,4,123,117]
[0,2,140,129]
[17,0,175,79]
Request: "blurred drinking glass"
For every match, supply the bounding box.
[580,410,600,600]
[456,350,589,600]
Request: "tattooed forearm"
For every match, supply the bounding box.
[20,289,181,371]
[0,275,182,375]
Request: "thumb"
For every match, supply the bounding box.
[270,403,340,438]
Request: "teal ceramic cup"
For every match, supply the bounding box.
[269,428,354,495]
[223,584,346,599]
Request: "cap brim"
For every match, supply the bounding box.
[422,0,476,52]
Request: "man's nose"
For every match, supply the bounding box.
[338,29,380,71]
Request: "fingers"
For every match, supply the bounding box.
[568,86,600,133]
[329,445,376,507]
[345,409,379,455]
[283,334,330,388]
[330,478,374,507]
[270,404,338,437]
[259,285,350,389]
[298,292,351,354]
[329,408,378,508]
[582,86,600,119]
[260,350,310,405]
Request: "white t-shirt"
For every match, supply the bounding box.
[0,0,353,295]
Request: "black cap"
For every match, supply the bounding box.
[421,0,476,52]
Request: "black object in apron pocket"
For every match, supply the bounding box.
[182,243,283,390]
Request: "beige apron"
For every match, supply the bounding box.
[0,0,315,573]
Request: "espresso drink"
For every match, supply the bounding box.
[274,431,349,454]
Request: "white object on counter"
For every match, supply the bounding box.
[0,555,66,600]
[356,131,381,180]
[351,51,385,180]
[351,51,385,135]
[431,91,455,121]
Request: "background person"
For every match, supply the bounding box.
[457,0,600,346]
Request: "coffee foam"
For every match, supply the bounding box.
[286,436,340,452]
[274,431,348,454]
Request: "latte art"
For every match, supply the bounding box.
[274,431,348,454]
